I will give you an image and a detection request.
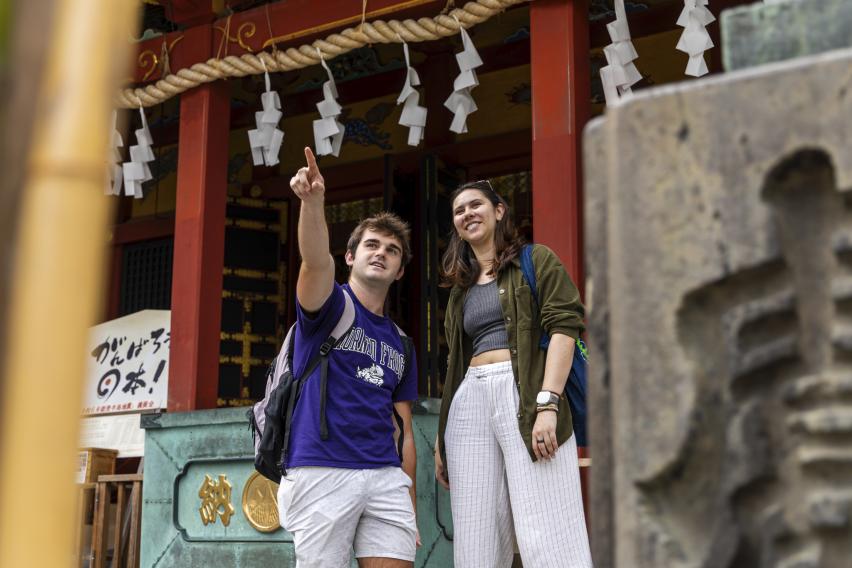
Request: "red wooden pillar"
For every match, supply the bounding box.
[530,0,590,286]
[530,0,592,527]
[168,25,230,412]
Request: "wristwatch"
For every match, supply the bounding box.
[536,391,560,406]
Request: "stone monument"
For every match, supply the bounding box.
[584,45,852,567]
[722,0,852,71]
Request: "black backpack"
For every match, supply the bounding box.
[248,290,413,482]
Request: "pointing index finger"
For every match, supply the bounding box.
[304,147,319,178]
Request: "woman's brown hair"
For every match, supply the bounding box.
[440,180,524,289]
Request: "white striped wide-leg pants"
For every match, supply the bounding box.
[444,361,592,568]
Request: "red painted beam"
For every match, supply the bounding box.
[530,0,589,287]
[248,0,442,52]
[168,25,231,412]
[132,0,445,84]
[167,0,219,26]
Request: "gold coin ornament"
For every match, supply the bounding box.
[242,471,281,533]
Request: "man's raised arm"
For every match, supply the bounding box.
[291,147,335,312]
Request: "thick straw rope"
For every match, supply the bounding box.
[117,0,530,108]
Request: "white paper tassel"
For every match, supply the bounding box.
[312,49,345,157]
[676,0,715,77]
[600,0,642,105]
[122,105,155,199]
[444,23,483,134]
[248,64,285,166]
[106,110,124,196]
[396,41,427,147]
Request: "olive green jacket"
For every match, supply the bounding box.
[437,244,585,469]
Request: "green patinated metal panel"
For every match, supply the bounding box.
[411,399,455,566]
[722,0,852,71]
[141,401,454,567]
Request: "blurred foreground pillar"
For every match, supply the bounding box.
[0,1,139,566]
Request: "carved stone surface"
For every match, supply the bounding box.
[722,0,852,71]
[584,47,852,568]
[584,116,614,568]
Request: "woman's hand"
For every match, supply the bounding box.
[532,410,559,460]
[434,442,450,490]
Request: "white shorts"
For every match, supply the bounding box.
[277,466,417,567]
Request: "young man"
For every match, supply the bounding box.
[277,147,419,567]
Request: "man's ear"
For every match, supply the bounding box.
[344,250,355,267]
[395,266,405,281]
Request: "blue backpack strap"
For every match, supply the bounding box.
[520,244,538,300]
[519,244,550,350]
[520,243,588,446]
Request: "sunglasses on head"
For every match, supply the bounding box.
[467,179,496,193]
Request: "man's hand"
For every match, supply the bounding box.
[290,147,325,205]
[293,146,334,311]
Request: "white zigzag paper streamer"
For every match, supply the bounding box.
[676,0,715,77]
[312,49,345,157]
[106,110,123,196]
[396,41,427,146]
[122,106,155,200]
[600,0,642,105]
[248,65,284,166]
[444,23,483,134]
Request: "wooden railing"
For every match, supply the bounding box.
[76,474,143,568]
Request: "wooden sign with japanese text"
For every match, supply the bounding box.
[84,310,170,415]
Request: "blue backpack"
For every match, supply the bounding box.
[519,244,588,447]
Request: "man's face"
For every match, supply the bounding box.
[345,228,405,285]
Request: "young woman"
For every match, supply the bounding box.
[434,180,592,567]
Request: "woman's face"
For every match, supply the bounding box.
[452,188,505,246]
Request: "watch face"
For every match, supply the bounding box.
[536,392,550,405]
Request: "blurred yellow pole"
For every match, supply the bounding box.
[0,1,138,566]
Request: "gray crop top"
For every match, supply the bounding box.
[463,280,510,356]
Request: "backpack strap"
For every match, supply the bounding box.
[282,290,356,462]
[520,244,550,350]
[285,292,355,374]
[278,325,297,378]
[391,322,412,381]
[520,244,539,304]
[316,291,356,440]
[391,323,414,460]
